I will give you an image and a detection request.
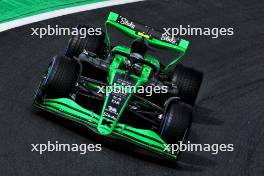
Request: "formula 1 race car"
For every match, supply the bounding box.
[33,12,203,159]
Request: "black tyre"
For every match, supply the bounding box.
[35,55,79,102]
[159,101,192,144]
[65,24,105,58]
[170,64,203,106]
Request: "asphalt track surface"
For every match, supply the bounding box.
[0,0,263,175]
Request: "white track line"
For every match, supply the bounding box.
[0,0,144,32]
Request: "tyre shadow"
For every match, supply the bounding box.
[192,105,224,125]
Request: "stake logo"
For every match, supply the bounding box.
[118,16,136,29]
[160,33,178,44]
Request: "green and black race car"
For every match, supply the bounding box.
[33,12,203,159]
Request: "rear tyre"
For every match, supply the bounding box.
[65,24,107,81]
[34,55,79,102]
[65,24,105,58]
[159,101,192,145]
[170,64,203,106]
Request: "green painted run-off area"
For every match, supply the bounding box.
[0,0,108,23]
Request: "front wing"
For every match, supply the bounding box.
[33,98,176,159]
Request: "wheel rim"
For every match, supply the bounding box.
[159,110,169,137]
[65,37,73,57]
[34,58,55,102]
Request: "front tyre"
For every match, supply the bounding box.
[34,55,79,102]
[159,101,192,145]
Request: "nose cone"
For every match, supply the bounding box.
[97,123,112,136]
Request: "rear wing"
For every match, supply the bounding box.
[105,12,189,71]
